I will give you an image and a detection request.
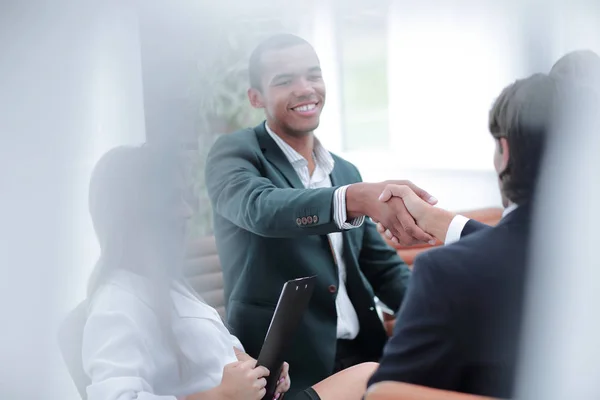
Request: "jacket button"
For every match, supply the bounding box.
[313,215,318,223]
[302,217,308,225]
[328,285,337,293]
[296,218,302,226]
[307,216,313,224]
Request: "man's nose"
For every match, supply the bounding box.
[292,77,316,96]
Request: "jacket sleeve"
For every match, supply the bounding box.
[82,299,178,400]
[462,219,490,238]
[205,133,343,237]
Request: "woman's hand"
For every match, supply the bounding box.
[231,348,290,400]
[273,362,291,400]
[217,360,270,400]
[234,348,255,363]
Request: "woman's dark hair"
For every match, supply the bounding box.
[550,50,600,89]
[87,144,183,294]
[488,74,558,205]
[87,144,192,376]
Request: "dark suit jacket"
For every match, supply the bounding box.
[368,205,531,398]
[205,122,411,395]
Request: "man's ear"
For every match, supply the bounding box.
[499,137,510,170]
[248,88,264,109]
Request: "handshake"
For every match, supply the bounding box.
[346,181,456,246]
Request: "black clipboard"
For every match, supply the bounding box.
[256,276,316,400]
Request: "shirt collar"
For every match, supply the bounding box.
[265,123,335,174]
[503,203,518,218]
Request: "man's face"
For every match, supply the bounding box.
[248,44,326,136]
[494,138,510,207]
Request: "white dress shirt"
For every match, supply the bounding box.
[82,269,241,400]
[265,124,364,340]
[445,203,519,245]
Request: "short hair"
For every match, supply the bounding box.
[550,50,600,88]
[489,73,558,204]
[248,34,312,90]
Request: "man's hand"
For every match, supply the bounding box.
[346,180,438,246]
[377,184,456,244]
[379,184,434,223]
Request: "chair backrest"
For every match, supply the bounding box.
[366,382,497,400]
[184,236,226,319]
[57,301,90,400]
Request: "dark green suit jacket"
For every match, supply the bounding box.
[205,122,411,395]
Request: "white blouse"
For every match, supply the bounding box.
[82,270,241,400]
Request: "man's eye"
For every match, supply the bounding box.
[308,75,322,81]
[275,80,291,86]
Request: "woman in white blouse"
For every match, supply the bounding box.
[82,146,377,400]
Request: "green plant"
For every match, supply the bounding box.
[187,14,302,237]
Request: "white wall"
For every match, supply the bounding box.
[310,0,600,211]
[68,1,147,311]
[312,1,509,211]
[0,2,145,399]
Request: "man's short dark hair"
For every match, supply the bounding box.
[248,34,312,90]
[489,74,558,204]
[550,50,600,88]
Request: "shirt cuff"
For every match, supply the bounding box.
[334,185,365,230]
[445,215,470,245]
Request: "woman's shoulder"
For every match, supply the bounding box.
[171,281,224,322]
[87,270,156,316]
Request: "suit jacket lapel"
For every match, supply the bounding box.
[329,158,345,187]
[255,122,304,189]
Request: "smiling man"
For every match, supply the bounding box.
[204,34,435,397]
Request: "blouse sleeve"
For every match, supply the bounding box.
[82,291,178,400]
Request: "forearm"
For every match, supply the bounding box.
[210,180,340,237]
[206,140,347,236]
[419,207,456,243]
[346,182,371,219]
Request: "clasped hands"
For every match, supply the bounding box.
[375,182,440,246]
[347,180,440,246]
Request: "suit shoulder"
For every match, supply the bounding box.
[415,229,493,270]
[414,225,524,283]
[212,127,257,148]
[207,128,263,163]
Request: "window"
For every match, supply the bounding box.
[336,6,390,152]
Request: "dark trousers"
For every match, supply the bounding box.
[288,340,369,400]
[333,339,371,373]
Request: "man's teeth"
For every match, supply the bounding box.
[293,104,316,112]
